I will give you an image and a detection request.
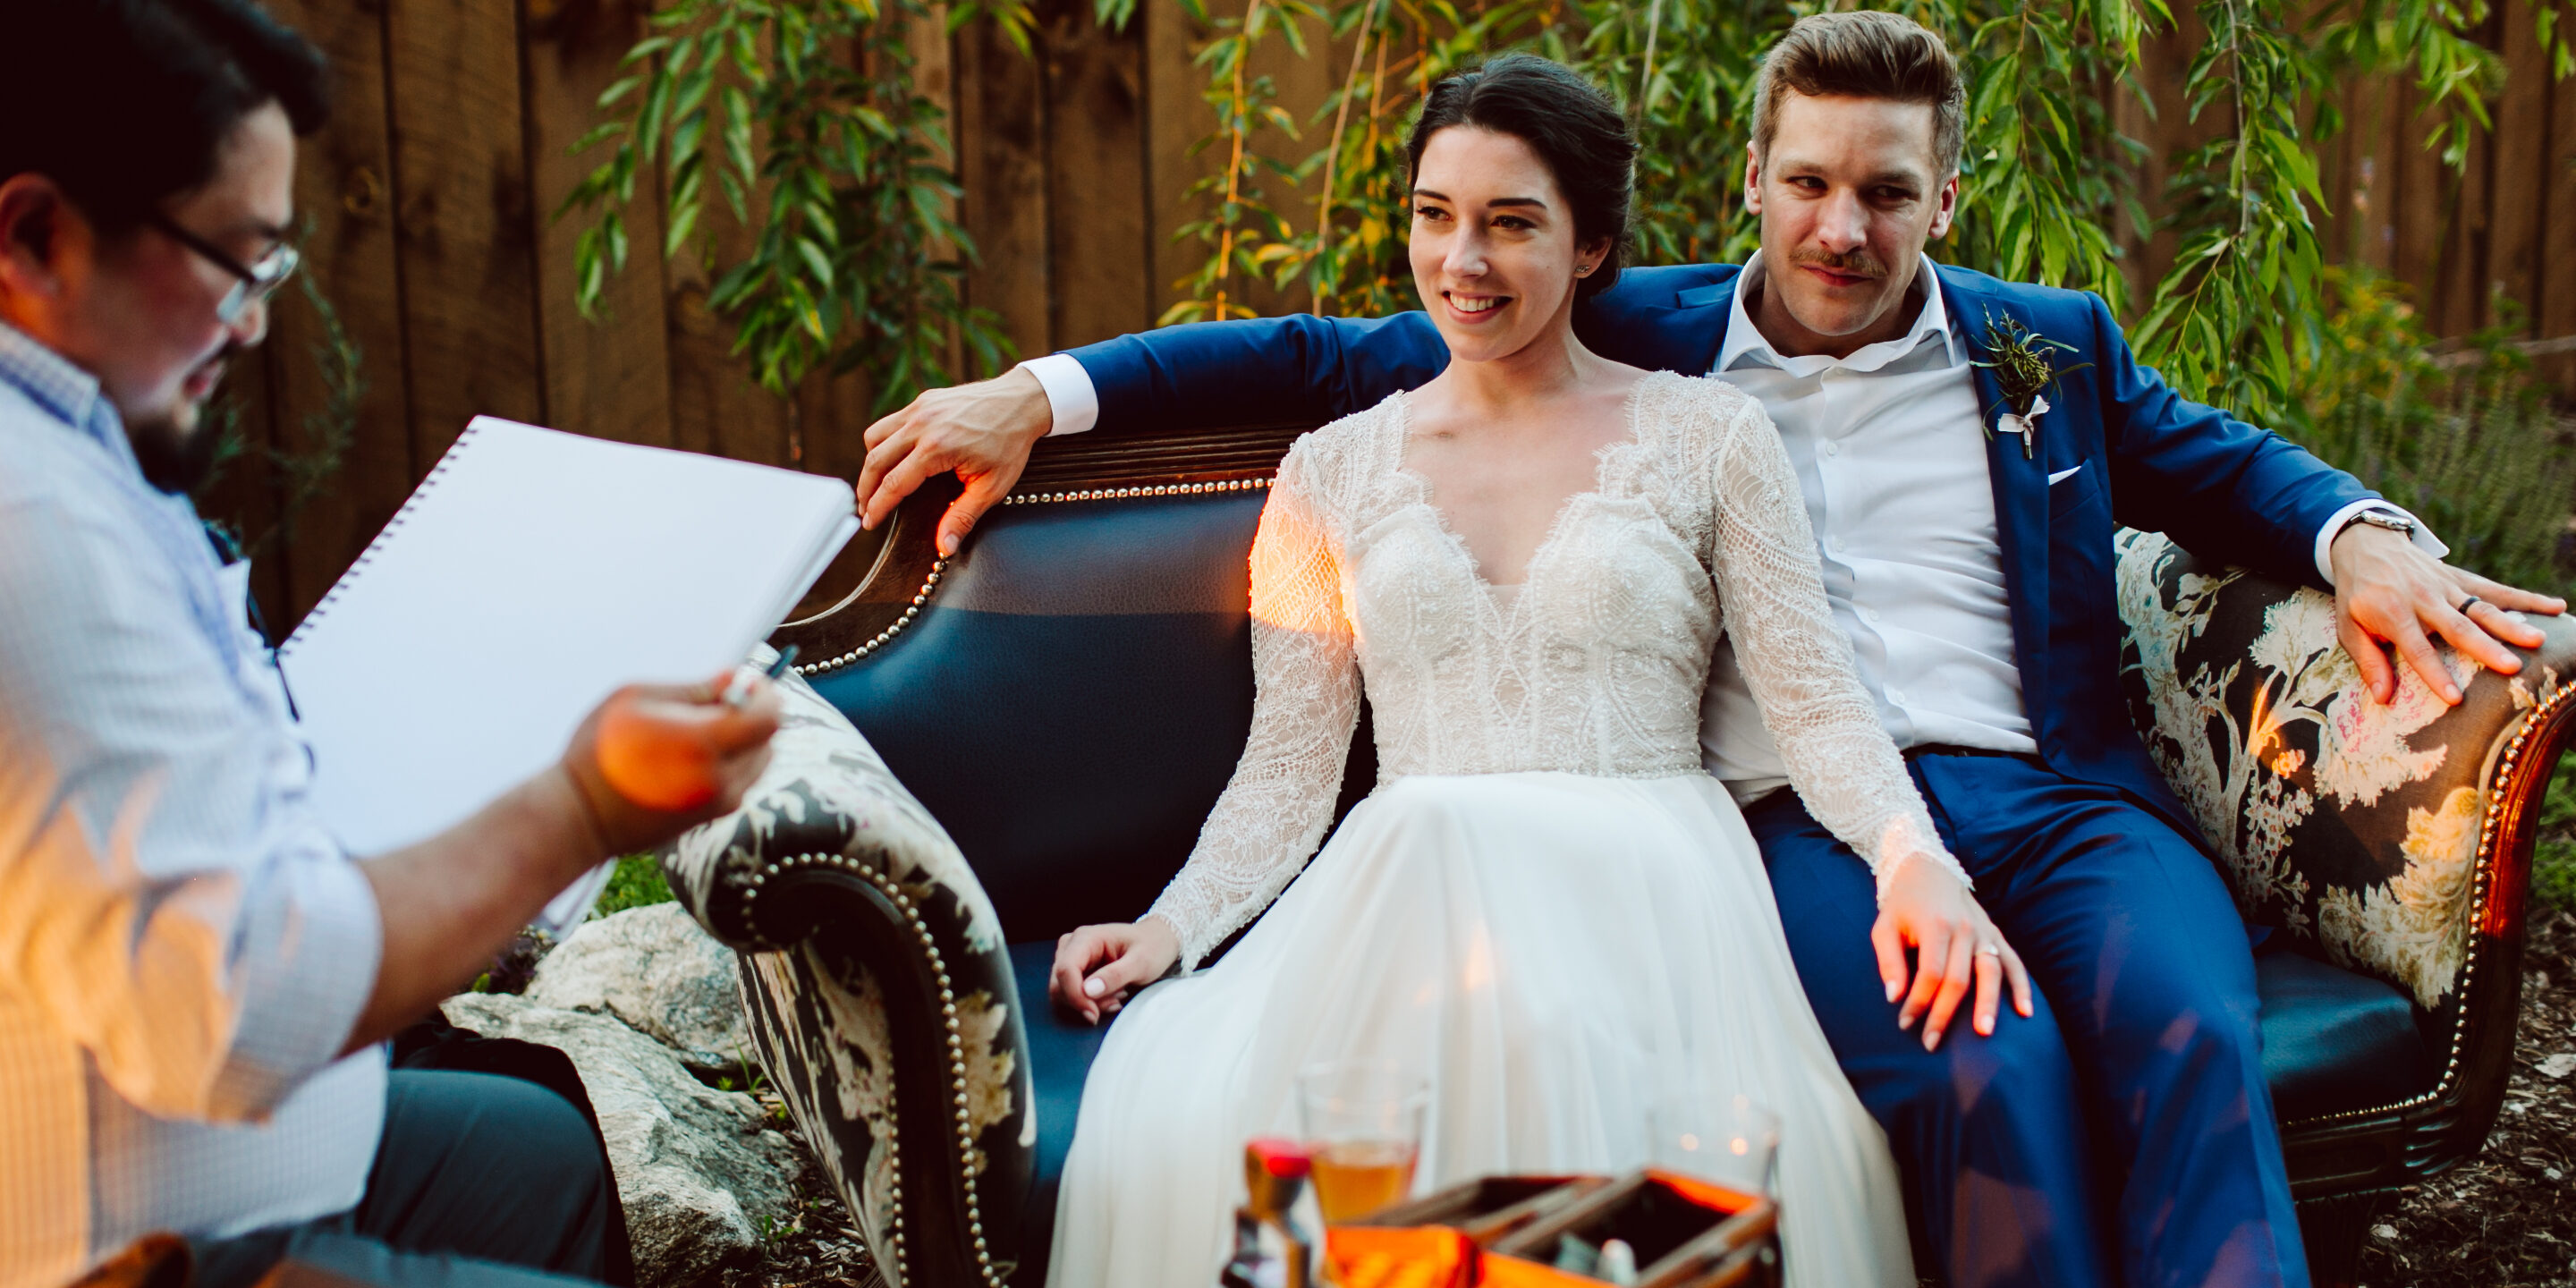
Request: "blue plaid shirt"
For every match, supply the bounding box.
[0,323,385,1288]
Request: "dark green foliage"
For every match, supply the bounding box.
[561,0,2558,432]
[1155,0,2541,440]
[2284,273,2574,602]
[562,0,1018,413]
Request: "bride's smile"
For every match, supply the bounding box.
[1407,125,1597,365]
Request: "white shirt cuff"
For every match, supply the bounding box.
[2316,500,2449,585]
[1019,353,1099,437]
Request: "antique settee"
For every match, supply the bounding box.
[659,421,2576,1288]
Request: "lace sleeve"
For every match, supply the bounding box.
[1699,382,1972,898]
[1145,443,1363,970]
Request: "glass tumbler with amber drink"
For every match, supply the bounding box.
[1298,1061,1430,1224]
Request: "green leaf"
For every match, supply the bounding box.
[665,202,703,258]
[795,236,835,285]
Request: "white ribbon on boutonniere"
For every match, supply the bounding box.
[1996,394,2050,457]
[1972,311,2089,461]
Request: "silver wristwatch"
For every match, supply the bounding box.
[2346,509,2419,538]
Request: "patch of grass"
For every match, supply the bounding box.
[591,852,675,919]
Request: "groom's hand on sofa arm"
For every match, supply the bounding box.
[2330,521,2566,706]
[1874,857,2034,1052]
[856,365,1054,556]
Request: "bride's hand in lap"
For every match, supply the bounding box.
[1871,856,2035,1052]
[1050,916,1182,1025]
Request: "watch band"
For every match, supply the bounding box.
[2350,509,2419,538]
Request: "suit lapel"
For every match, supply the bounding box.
[1939,266,2054,702]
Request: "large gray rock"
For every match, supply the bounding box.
[441,993,802,1288]
[524,902,751,1080]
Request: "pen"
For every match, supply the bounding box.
[721,645,799,709]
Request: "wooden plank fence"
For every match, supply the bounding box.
[203,0,2576,633]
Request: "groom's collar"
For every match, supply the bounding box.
[1713,254,1959,377]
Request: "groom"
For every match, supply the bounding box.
[854,12,2559,1287]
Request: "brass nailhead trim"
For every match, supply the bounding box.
[796,558,950,677]
[767,477,1267,1269]
[1001,477,1273,506]
[2277,675,2576,1131]
[745,852,1006,1286]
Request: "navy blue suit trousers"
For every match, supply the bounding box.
[1747,751,2309,1288]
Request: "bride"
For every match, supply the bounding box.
[1043,55,1996,1288]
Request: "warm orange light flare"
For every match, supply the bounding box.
[2245,682,2284,769]
[1247,486,1347,634]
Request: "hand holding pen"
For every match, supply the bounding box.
[721,645,799,708]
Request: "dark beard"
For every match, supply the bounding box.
[128,402,231,495]
[128,352,236,496]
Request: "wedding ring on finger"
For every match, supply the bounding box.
[1976,944,2002,959]
[2457,594,2486,615]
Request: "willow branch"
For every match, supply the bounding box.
[1313,0,1385,315]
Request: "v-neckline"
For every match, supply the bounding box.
[1385,370,1665,595]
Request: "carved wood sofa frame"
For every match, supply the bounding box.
[661,422,2575,1288]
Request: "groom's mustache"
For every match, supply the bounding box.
[1789,247,1890,280]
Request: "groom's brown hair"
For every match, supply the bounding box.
[1752,11,1966,178]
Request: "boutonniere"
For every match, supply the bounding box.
[1972,312,2089,460]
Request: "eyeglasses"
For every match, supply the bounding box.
[145,210,300,326]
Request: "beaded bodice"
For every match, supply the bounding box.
[1146,371,1961,969]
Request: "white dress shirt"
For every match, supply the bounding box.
[0,323,385,1288]
[1696,256,2030,797]
[1021,254,2438,800]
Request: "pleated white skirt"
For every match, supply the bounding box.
[1045,771,1913,1288]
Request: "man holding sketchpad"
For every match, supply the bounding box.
[0,4,830,1287]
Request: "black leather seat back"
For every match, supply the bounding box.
[807,491,1271,941]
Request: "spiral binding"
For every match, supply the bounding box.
[278,420,487,657]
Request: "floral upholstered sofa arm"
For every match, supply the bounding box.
[659,646,1036,1288]
[2114,530,2576,1156]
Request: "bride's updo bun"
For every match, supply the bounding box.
[1406,54,1637,300]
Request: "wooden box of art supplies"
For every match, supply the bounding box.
[1324,1171,1777,1288]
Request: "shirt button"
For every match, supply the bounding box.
[1887,687,1908,706]
[1821,440,1840,457]
[1860,606,1881,624]
[1826,534,1846,554]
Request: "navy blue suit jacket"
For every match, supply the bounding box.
[1066,260,2381,839]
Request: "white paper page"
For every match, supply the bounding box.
[281,418,855,877]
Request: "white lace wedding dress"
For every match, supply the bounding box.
[1046,370,1953,1288]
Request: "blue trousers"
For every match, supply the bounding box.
[1743,750,2308,1288]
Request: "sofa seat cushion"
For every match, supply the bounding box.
[1011,939,1117,1283]
[2256,945,2430,1122]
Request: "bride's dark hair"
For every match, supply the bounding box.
[1405,54,1636,300]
